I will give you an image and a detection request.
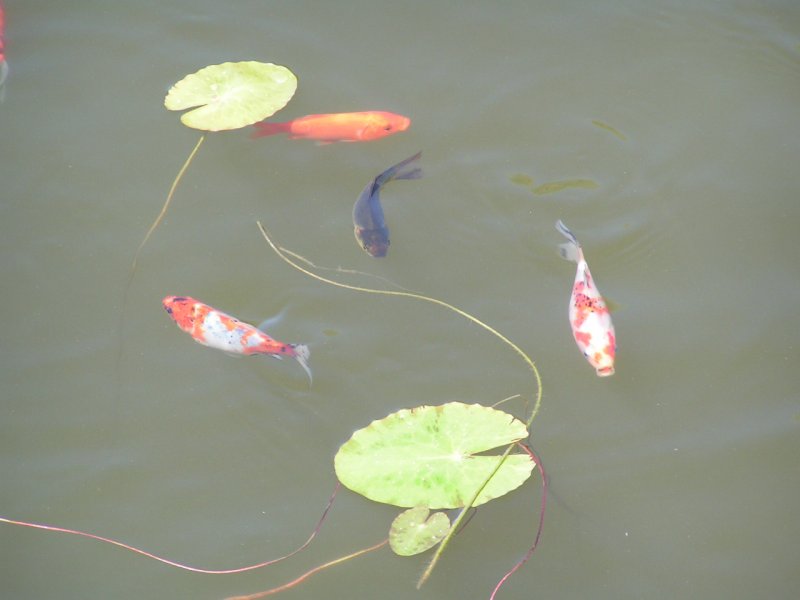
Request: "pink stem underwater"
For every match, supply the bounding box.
[0,481,341,575]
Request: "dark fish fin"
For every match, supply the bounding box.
[374,151,423,187]
[395,166,423,181]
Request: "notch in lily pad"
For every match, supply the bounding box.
[334,402,534,509]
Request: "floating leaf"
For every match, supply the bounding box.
[164,61,297,131]
[389,507,451,556]
[532,179,598,195]
[334,402,533,509]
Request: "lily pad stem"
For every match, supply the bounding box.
[130,133,206,272]
[256,222,545,588]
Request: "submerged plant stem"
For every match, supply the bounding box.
[256,222,542,423]
[256,222,545,589]
[116,134,206,405]
[226,538,389,600]
[131,133,206,273]
[0,481,341,574]
[489,443,547,599]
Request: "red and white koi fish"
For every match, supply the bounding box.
[162,296,312,383]
[556,220,616,377]
[0,1,8,100]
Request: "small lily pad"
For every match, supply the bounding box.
[389,507,451,556]
[334,402,533,509]
[164,61,297,131]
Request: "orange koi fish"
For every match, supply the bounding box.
[162,296,312,382]
[252,111,410,143]
[0,1,7,99]
[556,220,616,376]
[353,151,422,257]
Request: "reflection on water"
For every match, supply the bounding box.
[1,1,798,599]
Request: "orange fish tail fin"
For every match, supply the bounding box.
[251,121,291,138]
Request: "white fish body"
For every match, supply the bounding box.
[556,220,616,376]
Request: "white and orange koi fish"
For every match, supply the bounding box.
[556,220,616,376]
[0,1,8,100]
[162,296,312,383]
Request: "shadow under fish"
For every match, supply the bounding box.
[352,151,422,257]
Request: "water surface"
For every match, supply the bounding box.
[1,1,798,598]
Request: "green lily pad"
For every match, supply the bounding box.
[389,507,451,556]
[164,61,297,131]
[334,402,533,509]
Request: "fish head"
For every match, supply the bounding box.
[360,111,410,141]
[162,295,197,332]
[585,330,616,377]
[355,227,389,257]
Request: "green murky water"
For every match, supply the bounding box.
[1,1,798,598]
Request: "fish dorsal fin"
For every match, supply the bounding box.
[257,308,287,333]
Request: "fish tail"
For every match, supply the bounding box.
[396,166,423,181]
[375,151,423,187]
[555,219,581,263]
[292,344,313,385]
[250,121,291,138]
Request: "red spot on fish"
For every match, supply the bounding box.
[574,293,603,312]
[575,331,592,347]
[605,331,616,358]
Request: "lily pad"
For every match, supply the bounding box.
[164,61,297,131]
[334,402,533,509]
[389,507,451,556]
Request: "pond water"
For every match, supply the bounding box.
[1,1,798,599]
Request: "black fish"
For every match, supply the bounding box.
[352,151,422,257]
